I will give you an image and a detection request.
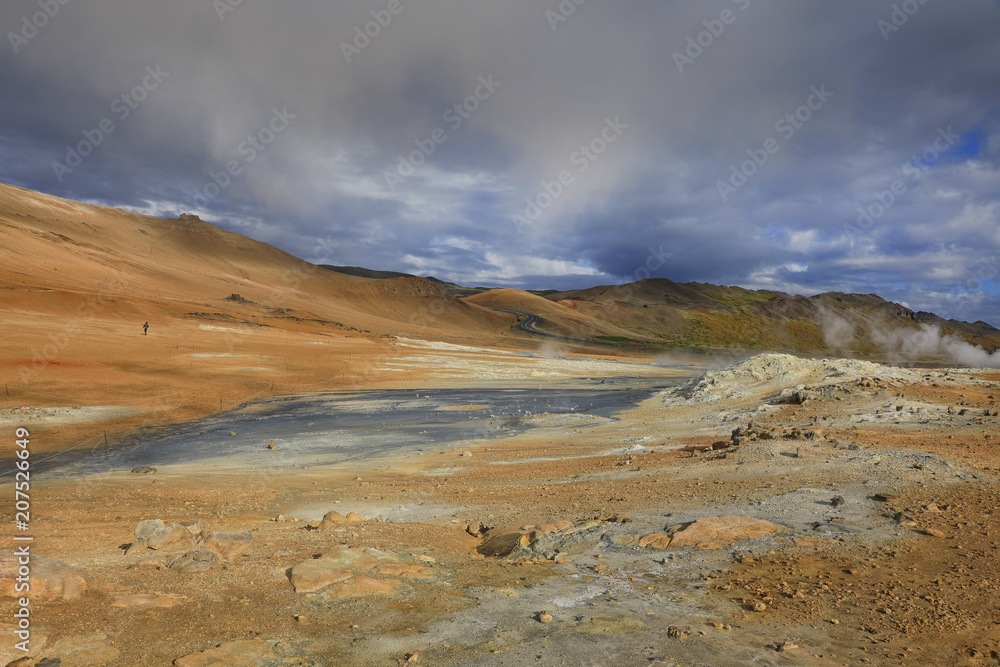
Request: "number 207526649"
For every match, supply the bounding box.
[14,428,30,528]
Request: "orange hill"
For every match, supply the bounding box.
[0,183,519,451]
[464,288,639,341]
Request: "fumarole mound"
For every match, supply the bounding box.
[674,353,919,403]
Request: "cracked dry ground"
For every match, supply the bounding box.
[3,369,1000,666]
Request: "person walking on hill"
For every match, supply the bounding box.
[143,322,149,336]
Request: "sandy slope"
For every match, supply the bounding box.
[0,183,548,450]
[465,288,639,341]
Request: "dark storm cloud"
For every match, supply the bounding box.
[1,0,999,323]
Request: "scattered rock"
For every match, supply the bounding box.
[167,549,221,574]
[135,520,192,551]
[130,466,156,475]
[267,442,277,450]
[478,518,606,560]
[134,519,165,541]
[638,534,672,550]
[173,639,289,667]
[44,635,119,667]
[125,540,147,556]
[328,575,403,599]
[668,516,780,549]
[200,531,251,560]
[182,520,203,537]
[111,593,186,609]
[753,601,768,612]
[667,626,688,640]
[148,523,192,550]
[318,511,349,528]
[538,611,553,623]
[0,631,47,665]
[461,451,473,458]
[406,651,420,663]
[289,561,352,595]
[345,512,364,523]
[0,551,93,601]
[535,520,573,533]
[920,527,948,538]
[465,522,491,538]
[831,496,845,507]
[290,546,435,598]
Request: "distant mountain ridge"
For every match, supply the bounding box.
[2,180,995,361]
[323,263,1000,357]
[538,278,1000,356]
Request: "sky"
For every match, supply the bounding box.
[1,0,999,325]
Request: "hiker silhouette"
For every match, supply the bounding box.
[143,322,149,336]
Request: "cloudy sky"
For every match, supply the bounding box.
[2,0,999,323]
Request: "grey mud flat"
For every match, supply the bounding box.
[57,376,691,475]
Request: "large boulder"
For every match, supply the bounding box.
[200,531,251,560]
[478,518,606,560]
[317,510,364,529]
[289,547,435,599]
[289,562,353,595]
[44,635,120,666]
[134,519,165,541]
[667,515,780,549]
[173,639,292,667]
[0,551,93,601]
[111,593,187,609]
[168,549,222,574]
[135,520,194,550]
[0,628,47,665]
